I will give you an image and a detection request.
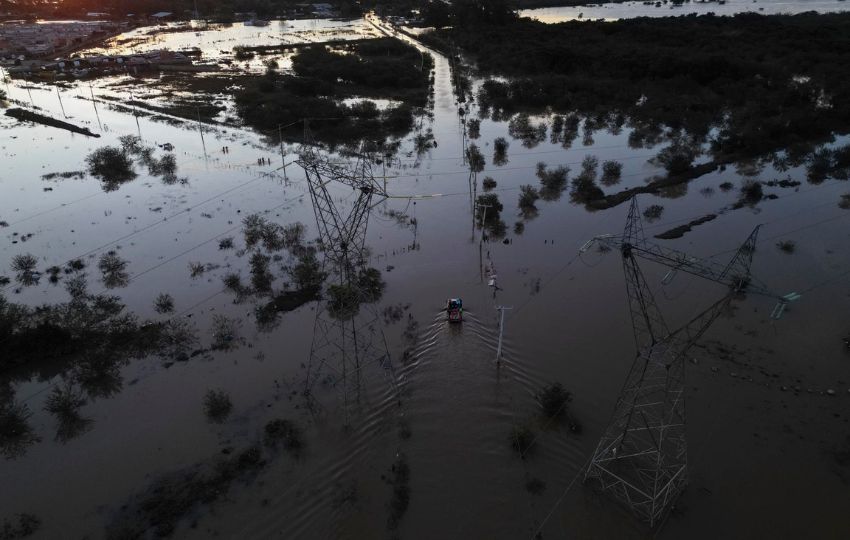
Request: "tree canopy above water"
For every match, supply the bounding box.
[423,12,850,180]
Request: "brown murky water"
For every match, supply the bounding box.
[1,15,849,540]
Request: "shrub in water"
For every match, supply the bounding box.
[537,382,572,419]
[203,389,232,423]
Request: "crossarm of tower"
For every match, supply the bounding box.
[297,151,387,197]
[592,230,775,299]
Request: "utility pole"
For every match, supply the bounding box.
[196,107,206,157]
[130,90,141,138]
[89,82,102,130]
[278,124,289,182]
[477,202,492,243]
[55,87,67,118]
[495,306,513,361]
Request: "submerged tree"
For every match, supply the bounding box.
[570,156,604,203]
[466,143,486,173]
[601,160,623,186]
[203,388,233,423]
[537,162,570,201]
[537,382,573,419]
[643,204,665,222]
[0,399,40,459]
[518,184,540,215]
[11,253,39,286]
[154,293,175,314]
[476,193,503,223]
[98,251,129,289]
[85,146,137,192]
[493,137,509,166]
[44,382,92,443]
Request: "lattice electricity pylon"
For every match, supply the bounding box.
[298,147,388,280]
[581,198,800,317]
[297,150,397,424]
[303,294,396,424]
[582,196,764,527]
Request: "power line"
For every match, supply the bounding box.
[2,167,287,294]
[14,190,309,406]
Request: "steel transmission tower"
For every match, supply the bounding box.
[297,146,397,423]
[580,197,784,526]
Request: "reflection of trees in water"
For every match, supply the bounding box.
[44,382,93,443]
[457,11,850,202]
[0,273,200,457]
[11,254,39,287]
[492,137,509,166]
[0,397,40,459]
[98,251,130,289]
[219,214,325,334]
[507,113,547,148]
[84,136,186,193]
[537,162,570,202]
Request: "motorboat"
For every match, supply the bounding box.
[446,298,463,322]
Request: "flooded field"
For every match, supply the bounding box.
[522,0,850,22]
[85,18,381,58]
[2,13,850,540]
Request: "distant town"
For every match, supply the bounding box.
[0,3,348,59]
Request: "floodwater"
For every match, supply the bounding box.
[85,18,381,57]
[2,13,850,540]
[522,0,850,22]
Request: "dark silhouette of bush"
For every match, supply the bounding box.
[290,250,325,293]
[357,267,385,303]
[264,419,303,456]
[85,146,136,191]
[0,513,40,538]
[643,204,665,222]
[0,399,40,459]
[466,143,486,173]
[537,382,572,419]
[98,251,129,289]
[467,118,481,139]
[776,240,796,253]
[493,137,509,165]
[537,162,570,201]
[476,193,503,223]
[203,389,232,423]
[739,180,764,206]
[509,424,535,458]
[154,293,175,314]
[518,184,540,211]
[422,13,850,170]
[601,160,623,186]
